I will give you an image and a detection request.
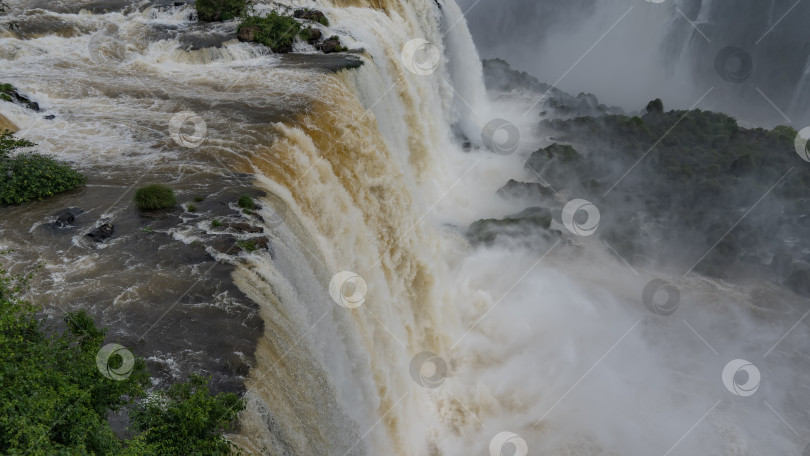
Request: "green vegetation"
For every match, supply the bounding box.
[0,263,244,455]
[187,203,197,212]
[236,240,257,252]
[0,83,14,102]
[238,12,301,52]
[194,0,247,22]
[134,184,176,211]
[212,219,223,228]
[327,35,348,52]
[237,194,255,210]
[0,130,85,205]
[194,195,205,202]
[500,100,810,285]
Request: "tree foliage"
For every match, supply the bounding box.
[194,0,247,22]
[238,12,302,52]
[0,263,244,455]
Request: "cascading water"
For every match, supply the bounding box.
[459,0,810,127]
[2,0,809,455]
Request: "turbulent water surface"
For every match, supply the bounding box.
[1,0,809,455]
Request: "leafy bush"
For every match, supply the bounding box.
[0,266,150,455]
[237,194,255,210]
[0,131,85,205]
[125,375,243,456]
[238,12,302,52]
[187,203,197,212]
[0,83,14,102]
[0,263,245,455]
[194,0,247,22]
[134,184,176,211]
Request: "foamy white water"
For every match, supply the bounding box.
[1,0,808,455]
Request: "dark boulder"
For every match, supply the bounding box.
[294,9,328,25]
[237,25,260,42]
[316,36,344,54]
[253,237,270,250]
[55,212,76,229]
[302,27,322,44]
[497,179,555,201]
[0,84,40,112]
[87,223,114,242]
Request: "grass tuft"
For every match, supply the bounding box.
[134,184,176,211]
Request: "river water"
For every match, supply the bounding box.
[1,1,809,455]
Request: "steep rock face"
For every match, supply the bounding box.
[465,0,810,126]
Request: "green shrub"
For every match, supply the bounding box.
[237,194,255,210]
[0,131,85,205]
[194,0,246,22]
[134,184,176,211]
[238,12,301,52]
[187,203,197,212]
[0,83,13,102]
[236,239,257,252]
[126,374,243,456]
[212,219,222,227]
[194,195,205,202]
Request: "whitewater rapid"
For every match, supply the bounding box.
[1,0,809,455]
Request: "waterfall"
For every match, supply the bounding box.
[2,0,808,454]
